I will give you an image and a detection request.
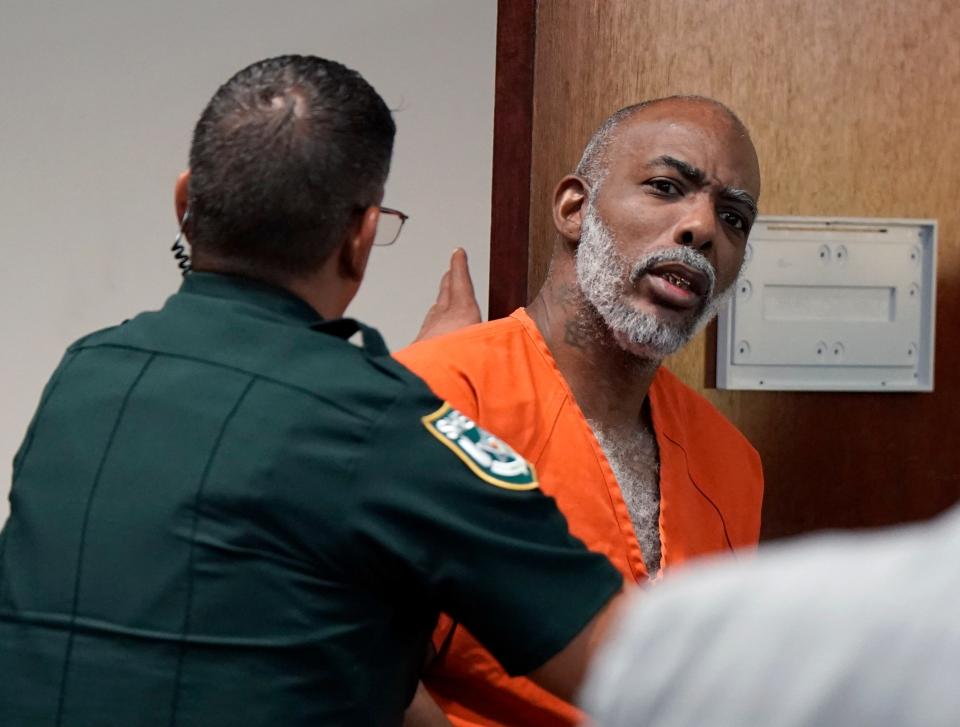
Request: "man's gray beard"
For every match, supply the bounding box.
[574,203,735,361]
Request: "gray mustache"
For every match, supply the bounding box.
[629,247,717,298]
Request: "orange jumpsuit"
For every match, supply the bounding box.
[395,309,764,726]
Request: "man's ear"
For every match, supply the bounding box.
[339,206,380,282]
[174,170,190,225]
[553,175,589,245]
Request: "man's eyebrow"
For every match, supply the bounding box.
[651,154,758,217]
[652,155,705,184]
[723,187,758,218]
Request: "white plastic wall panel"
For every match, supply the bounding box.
[716,217,936,391]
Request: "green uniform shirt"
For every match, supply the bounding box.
[0,273,622,726]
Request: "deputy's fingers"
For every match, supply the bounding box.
[411,249,482,343]
[435,269,452,309]
[448,248,477,301]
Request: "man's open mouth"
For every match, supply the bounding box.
[645,263,710,299]
[660,270,693,291]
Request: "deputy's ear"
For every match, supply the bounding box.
[339,206,380,282]
[553,175,589,245]
[174,170,191,225]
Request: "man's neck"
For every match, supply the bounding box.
[527,266,659,432]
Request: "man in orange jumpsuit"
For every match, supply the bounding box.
[397,96,764,726]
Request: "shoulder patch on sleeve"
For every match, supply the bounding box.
[422,403,538,491]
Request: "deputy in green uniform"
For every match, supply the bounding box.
[0,56,623,725]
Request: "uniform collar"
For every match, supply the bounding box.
[179,272,323,326]
[177,272,390,355]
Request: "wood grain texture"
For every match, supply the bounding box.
[527,0,960,539]
[488,0,537,319]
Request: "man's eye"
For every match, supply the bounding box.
[720,210,747,231]
[648,179,680,195]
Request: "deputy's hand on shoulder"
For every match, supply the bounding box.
[414,248,482,342]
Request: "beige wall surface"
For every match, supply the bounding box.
[0,0,497,522]
[529,0,960,538]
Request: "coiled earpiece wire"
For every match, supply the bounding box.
[171,208,192,276]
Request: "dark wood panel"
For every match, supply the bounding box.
[526,0,960,539]
[488,0,537,319]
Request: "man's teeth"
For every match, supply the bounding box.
[661,271,691,291]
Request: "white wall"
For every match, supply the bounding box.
[0,0,496,522]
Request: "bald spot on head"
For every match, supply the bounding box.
[575,96,758,198]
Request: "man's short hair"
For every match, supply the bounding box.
[187,55,396,276]
[575,96,748,187]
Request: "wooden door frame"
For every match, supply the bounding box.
[488,0,537,319]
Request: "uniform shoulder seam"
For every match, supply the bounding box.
[66,324,124,351]
[69,341,397,411]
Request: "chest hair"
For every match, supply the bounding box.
[589,420,662,578]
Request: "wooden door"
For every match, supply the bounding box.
[492,0,960,539]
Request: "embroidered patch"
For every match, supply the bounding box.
[422,403,539,491]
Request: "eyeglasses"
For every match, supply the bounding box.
[374,206,409,247]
